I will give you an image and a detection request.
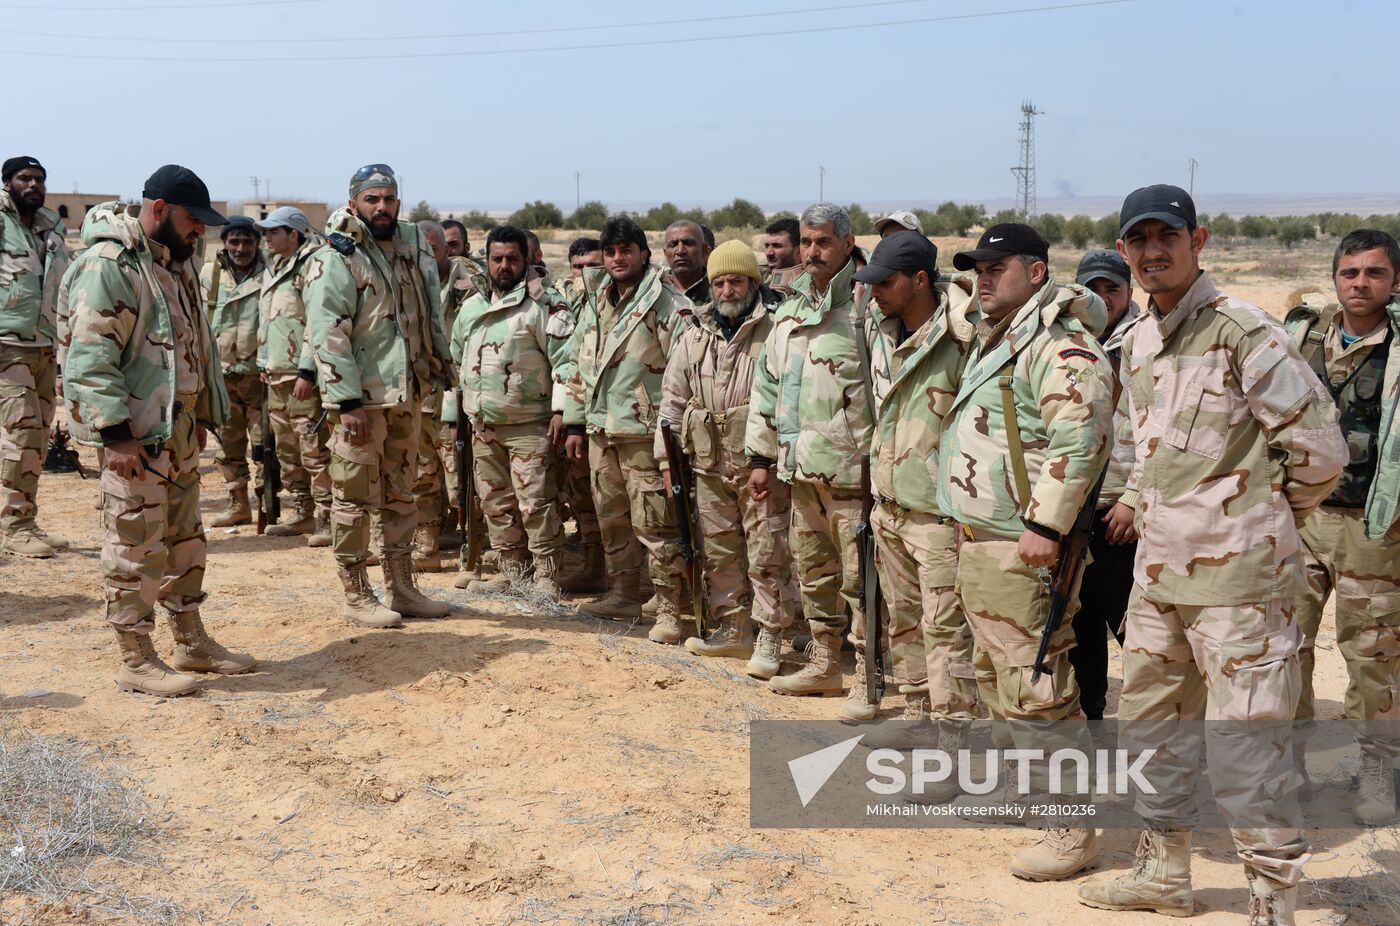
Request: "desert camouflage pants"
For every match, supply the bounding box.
[872,503,977,719]
[789,481,861,644]
[558,451,600,545]
[957,537,1090,796]
[471,420,562,558]
[1297,505,1400,760]
[100,403,205,631]
[588,431,682,594]
[413,383,445,526]
[266,379,330,512]
[213,371,263,491]
[0,344,56,533]
[1120,587,1309,885]
[693,460,795,630]
[328,403,418,567]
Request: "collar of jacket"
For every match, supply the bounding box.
[787,257,856,326]
[265,237,318,286]
[1148,269,1219,340]
[483,269,548,311]
[218,248,266,284]
[0,189,63,237]
[582,262,666,318]
[1102,300,1143,353]
[877,274,976,391]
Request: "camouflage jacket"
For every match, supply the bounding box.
[200,249,266,375]
[451,271,575,426]
[869,274,976,514]
[1122,271,1346,605]
[59,202,228,445]
[440,254,486,341]
[558,275,587,313]
[258,237,321,377]
[1100,302,1144,507]
[304,208,451,411]
[0,190,70,347]
[655,290,779,475]
[938,280,1114,541]
[761,264,804,298]
[560,264,692,439]
[1284,294,1400,540]
[745,259,874,489]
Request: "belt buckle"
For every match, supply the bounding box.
[962,523,975,542]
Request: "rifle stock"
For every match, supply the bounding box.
[660,419,708,637]
[455,390,483,572]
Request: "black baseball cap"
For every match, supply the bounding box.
[2,156,45,183]
[853,230,938,284]
[1076,249,1130,287]
[952,223,1048,272]
[142,164,227,226]
[220,215,261,240]
[1118,184,1196,239]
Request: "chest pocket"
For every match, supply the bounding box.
[1164,360,1236,460]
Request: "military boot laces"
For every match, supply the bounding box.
[31,526,70,551]
[647,594,684,645]
[114,629,198,697]
[467,550,529,594]
[837,651,879,723]
[3,527,55,559]
[577,570,644,620]
[168,611,256,674]
[745,626,782,680]
[1246,872,1297,926]
[1010,824,1099,881]
[338,564,403,629]
[768,637,843,697]
[265,497,315,537]
[383,553,452,618]
[684,617,753,658]
[209,488,252,528]
[412,522,442,572]
[1355,750,1398,826]
[1077,828,1194,917]
[905,721,971,805]
[862,693,937,749]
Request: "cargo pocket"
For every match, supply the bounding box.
[1355,598,1400,659]
[1215,632,1300,722]
[0,445,23,487]
[634,383,657,430]
[329,447,377,508]
[683,405,719,471]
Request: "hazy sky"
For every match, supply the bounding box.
[11,0,1397,212]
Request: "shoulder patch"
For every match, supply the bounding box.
[1212,298,1271,336]
[1058,347,1099,363]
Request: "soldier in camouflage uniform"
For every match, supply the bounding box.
[0,156,71,557]
[255,207,331,545]
[61,166,254,697]
[201,216,267,528]
[656,240,797,674]
[304,164,454,628]
[760,217,803,296]
[663,220,712,306]
[1078,187,1346,926]
[939,223,1112,880]
[1283,228,1400,827]
[852,233,979,760]
[746,203,877,712]
[451,224,573,597]
[561,215,688,640]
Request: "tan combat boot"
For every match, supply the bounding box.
[769,633,843,696]
[266,496,314,537]
[167,610,257,674]
[2,526,55,558]
[412,521,442,572]
[1355,750,1397,826]
[1077,827,1194,916]
[861,692,938,749]
[383,553,452,618]
[558,541,606,594]
[641,592,662,619]
[306,506,332,547]
[532,553,561,600]
[685,615,753,658]
[209,486,252,528]
[577,569,645,620]
[467,549,529,594]
[905,720,972,805]
[33,527,70,551]
[114,628,198,697]
[838,651,880,723]
[1246,870,1297,926]
[337,563,403,629]
[647,590,684,645]
[745,626,782,680]
[1010,824,1099,880]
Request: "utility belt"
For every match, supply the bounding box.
[877,495,953,525]
[960,522,1009,543]
[146,396,195,454]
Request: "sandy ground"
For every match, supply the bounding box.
[2,237,1394,926]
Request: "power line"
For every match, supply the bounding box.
[0,0,1137,62]
[0,0,323,9]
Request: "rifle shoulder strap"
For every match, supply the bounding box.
[997,361,1033,515]
[206,257,222,316]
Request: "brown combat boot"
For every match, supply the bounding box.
[167,610,257,674]
[467,549,529,593]
[32,526,70,551]
[266,496,314,537]
[647,590,684,645]
[838,651,880,723]
[532,553,561,600]
[1077,827,1194,916]
[558,541,606,594]
[685,615,753,658]
[577,569,645,620]
[905,720,972,805]
[769,633,843,696]
[1246,870,1297,926]
[114,628,198,697]
[861,692,937,749]
[306,507,332,547]
[383,553,452,618]
[745,626,782,680]
[337,563,402,629]
[2,526,55,558]
[1011,824,1099,881]
[209,486,252,528]
[412,521,442,572]
[1355,750,1397,826]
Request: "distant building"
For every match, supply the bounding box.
[46,192,120,227]
[238,200,329,232]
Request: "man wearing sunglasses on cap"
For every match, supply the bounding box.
[303,164,455,629]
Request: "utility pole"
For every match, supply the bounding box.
[574,171,581,212]
[819,166,826,202]
[1009,101,1042,221]
[249,176,261,201]
[1188,158,1198,198]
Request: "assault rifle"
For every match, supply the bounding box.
[1030,469,1107,684]
[455,390,484,572]
[856,452,885,704]
[659,419,708,636]
[252,386,281,534]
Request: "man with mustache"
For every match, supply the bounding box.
[0,156,71,557]
[656,240,797,674]
[62,165,255,696]
[304,164,455,628]
[663,219,713,306]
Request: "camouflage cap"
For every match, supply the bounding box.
[874,209,923,236]
[349,163,398,198]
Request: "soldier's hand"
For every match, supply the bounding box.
[197,427,208,452]
[340,408,370,447]
[747,467,771,502]
[547,413,566,447]
[293,377,314,401]
[663,469,673,495]
[1017,528,1059,568]
[259,371,269,384]
[104,439,147,480]
[1102,502,1138,544]
[565,433,586,462]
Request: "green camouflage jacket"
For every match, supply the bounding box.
[257,236,320,376]
[1284,294,1400,540]
[560,264,691,438]
[938,279,1113,540]
[200,249,266,375]
[441,253,486,340]
[745,259,873,489]
[59,202,228,445]
[304,208,451,411]
[869,274,976,513]
[1122,271,1346,605]
[451,271,575,426]
[0,190,70,346]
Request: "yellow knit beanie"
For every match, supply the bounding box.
[707,239,762,282]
